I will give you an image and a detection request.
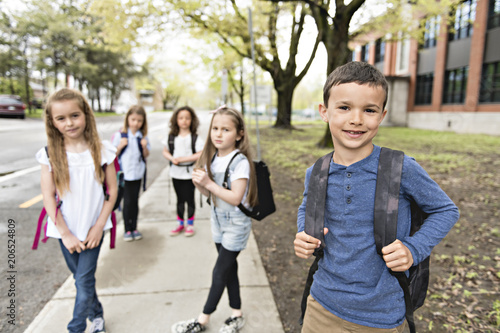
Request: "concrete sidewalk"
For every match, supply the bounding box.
[25,166,283,333]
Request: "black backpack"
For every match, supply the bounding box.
[168,133,198,166]
[223,152,276,221]
[300,147,429,333]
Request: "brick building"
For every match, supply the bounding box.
[351,0,500,135]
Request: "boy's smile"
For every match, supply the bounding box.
[319,82,387,165]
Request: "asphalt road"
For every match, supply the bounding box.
[0,112,176,333]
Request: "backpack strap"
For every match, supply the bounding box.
[168,134,175,156]
[101,161,118,249]
[299,150,332,324]
[136,136,147,191]
[304,151,333,250]
[110,211,117,249]
[222,152,242,189]
[373,147,404,255]
[32,207,49,249]
[191,134,197,155]
[373,147,416,333]
[118,131,128,159]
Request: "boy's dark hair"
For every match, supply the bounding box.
[323,61,389,109]
[169,105,199,136]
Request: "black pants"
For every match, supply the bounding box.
[123,179,141,232]
[203,243,241,314]
[172,178,195,220]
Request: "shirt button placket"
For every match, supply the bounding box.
[345,171,353,210]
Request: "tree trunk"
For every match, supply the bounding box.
[8,75,15,95]
[53,56,58,90]
[318,27,351,148]
[22,44,32,113]
[24,67,32,112]
[239,67,245,115]
[274,86,293,129]
[97,89,102,112]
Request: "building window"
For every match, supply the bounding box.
[352,49,357,62]
[375,39,385,63]
[396,36,410,74]
[423,16,440,48]
[479,62,500,103]
[449,0,476,41]
[415,73,434,105]
[443,67,469,104]
[488,0,500,29]
[360,44,369,62]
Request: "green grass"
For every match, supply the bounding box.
[253,121,500,178]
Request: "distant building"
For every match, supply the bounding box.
[350,0,500,136]
[138,83,163,112]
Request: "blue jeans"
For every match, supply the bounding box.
[59,238,104,333]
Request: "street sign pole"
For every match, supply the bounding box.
[248,8,261,161]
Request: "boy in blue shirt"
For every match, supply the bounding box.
[294,61,459,332]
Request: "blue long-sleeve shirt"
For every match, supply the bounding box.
[297,145,459,328]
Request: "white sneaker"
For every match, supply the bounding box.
[219,316,245,333]
[171,318,206,333]
[89,317,105,333]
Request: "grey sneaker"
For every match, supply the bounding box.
[132,230,143,240]
[171,318,206,333]
[123,231,134,241]
[219,316,245,333]
[89,317,105,333]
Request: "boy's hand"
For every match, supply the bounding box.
[294,228,329,259]
[381,239,414,272]
[61,233,86,254]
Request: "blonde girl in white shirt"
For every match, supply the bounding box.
[36,88,117,333]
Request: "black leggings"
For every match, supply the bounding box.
[172,178,195,220]
[203,243,241,314]
[123,179,141,232]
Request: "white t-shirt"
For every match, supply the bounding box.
[163,134,204,180]
[211,149,250,210]
[35,140,116,241]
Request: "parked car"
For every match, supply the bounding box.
[0,95,26,119]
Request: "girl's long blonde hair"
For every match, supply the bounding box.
[44,88,103,196]
[122,105,148,136]
[195,107,258,207]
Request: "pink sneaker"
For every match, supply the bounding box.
[170,225,184,236]
[185,225,195,237]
